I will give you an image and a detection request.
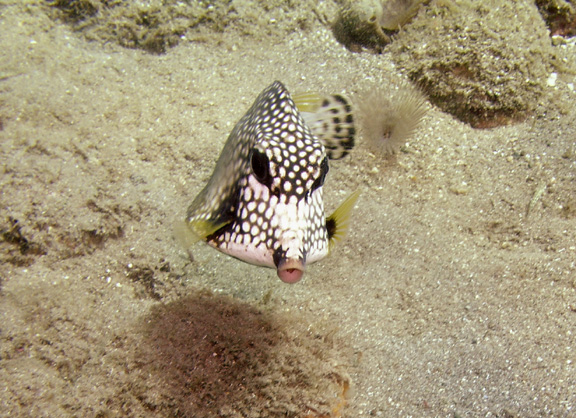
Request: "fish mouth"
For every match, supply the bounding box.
[276,258,305,284]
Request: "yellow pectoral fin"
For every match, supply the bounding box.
[190,218,230,239]
[173,220,201,250]
[326,189,360,250]
[293,91,322,113]
[173,218,229,249]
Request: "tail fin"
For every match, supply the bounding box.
[294,92,356,160]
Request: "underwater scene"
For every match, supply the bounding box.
[1,0,575,416]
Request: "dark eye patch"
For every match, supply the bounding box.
[250,148,273,187]
[311,156,329,192]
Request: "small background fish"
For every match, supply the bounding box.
[183,81,358,283]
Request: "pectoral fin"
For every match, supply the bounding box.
[326,189,360,251]
[174,218,230,249]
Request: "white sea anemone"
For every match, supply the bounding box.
[357,83,429,155]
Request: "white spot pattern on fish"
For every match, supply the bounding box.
[185,81,358,283]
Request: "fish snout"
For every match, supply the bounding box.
[276,258,305,284]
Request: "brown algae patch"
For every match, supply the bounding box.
[137,291,351,417]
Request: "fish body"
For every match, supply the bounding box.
[185,81,357,283]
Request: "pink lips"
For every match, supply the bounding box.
[276,259,305,284]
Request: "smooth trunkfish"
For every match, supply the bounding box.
[183,81,359,283]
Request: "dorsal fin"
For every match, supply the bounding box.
[294,92,356,160]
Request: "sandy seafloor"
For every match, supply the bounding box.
[1,1,576,417]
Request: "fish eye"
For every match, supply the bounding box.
[250,148,271,186]
[311,157,329,192]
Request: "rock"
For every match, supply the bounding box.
[387,0,554,128]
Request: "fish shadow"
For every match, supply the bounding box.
[140,290,288,416]
[138,290,349,417]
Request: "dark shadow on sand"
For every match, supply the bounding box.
[141,291,280,416]
[138,290,348,417]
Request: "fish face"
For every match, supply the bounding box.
[209,83,330,282]
[186,81,356,283]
